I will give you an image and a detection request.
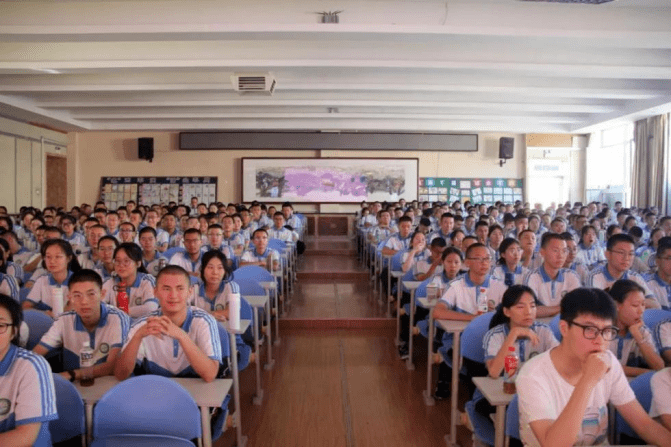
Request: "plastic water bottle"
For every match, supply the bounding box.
[51,286,64,316]
[116,280,129,314]
[79,341,95,387]
[503,346,519,394]
[228,292,241,332]
[477,290,488,315]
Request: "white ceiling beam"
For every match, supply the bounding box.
[38,99,615,114]
[0,94,90,131]
[570,97,671,133]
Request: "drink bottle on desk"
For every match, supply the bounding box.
[503,346,518,394]
[79,341,95,387]
[116,281,129,314]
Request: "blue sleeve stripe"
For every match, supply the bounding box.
[17,352,56,416]
[194,312,222,359]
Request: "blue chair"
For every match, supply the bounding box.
[163,246,186,260]
[414,278,435,338]
[643,309,671,332]
[92,375,201,441]
[506,394,520,442]
[216,322,232,372]
[23,309,54,350]
[549,314,562,341]
[19,287,30,303]
[232,265,274,284]
[615,370,655,442]
[50,373,85,444]
[91,434,195,446]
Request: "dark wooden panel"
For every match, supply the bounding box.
[317,216,349,236]
[306,216,316,236]
[46,155,67,209]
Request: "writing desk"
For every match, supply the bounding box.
[472,376,513,447]
[417,297,438,406]
[258,280,280,347]
[242,293,271,404]
[402,280,423,370]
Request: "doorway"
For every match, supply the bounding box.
[46,154,67,209]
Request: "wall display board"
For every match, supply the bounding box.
[99,177,217,209]
[418,177,523,205]
[242,158,418,203]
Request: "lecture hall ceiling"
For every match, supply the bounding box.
[0,0,670,134]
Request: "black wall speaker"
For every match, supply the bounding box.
[499,137,514,159]
[138,137,154,162]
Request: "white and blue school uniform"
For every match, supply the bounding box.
[152,228,169,247]
[586,265,654,299]
[483,322,559,364]
[142,251,168,278]
[523,265,582,308]
[6,261,24,285]
[101,273,158,318]
[0,345,57,446]
[369,226,394,244]
[576,242,606,269]
[38,302,130,370]
[12,246,34,269]
[166,229,183,248]
[566,261,589,285]
[26,271,74,315]
[124,307,221,377]
[202,243,235,260]
[267,227,293,243]
[428,229,452,244]
[92,262,115,283]
[169,251,203,277]
[401,249,432,279]
[62,232,86,251]
[636,246,657,272]
[522,251,543,271]
[439,274,507,315]
[191,280,239,312]
[646,273,671,310]
[383,233,411,253]
[286,215,302,233]
[609,325,656,368]
[236,229,251,247]
[654,319,671,355]
[222,232,245,248]
[240,247,280,268]
[0,273,19,302]
[491,264,527,287]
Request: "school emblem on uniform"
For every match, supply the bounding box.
[215,304,225,310]
[135,297,142,305]
[0,398,10,416]
[99,343,110,354]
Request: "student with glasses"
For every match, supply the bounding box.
[647,239,671,311]
[93,235,118,282]
[606,279,664,377]
[517,288,671,447]
[117,221,136,244]
[523,233,582,318]
[0,294,57,446]
[491,237,526,286]
[101,243,158,318]
[586,233,657,308]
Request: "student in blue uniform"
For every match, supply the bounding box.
[0,246,19,302]
[491,237,527,286]
[0,293,57,446]
[647,240,671,310]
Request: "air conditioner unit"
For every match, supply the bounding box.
[231,73,276,95]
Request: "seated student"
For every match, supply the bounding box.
[0,238,23,286]
[281,202,302,234]
[117,221,136,244]
[607,279,664,377]
[519,229,542,270]
[586,233,657,309]
[114,265,222,383]
[400,231,430,276]
[220,215,245,254]
[491,237,527,286]
[576,224,606,269]
[93,235,118,282]
[486,224,504,262]
[240,229,280,272]
[380,215,414,295]
[0,246,19,302]
[636,228,665,274]
[144,209,169,252]
[33,269,130,382]
[367,209,395,244]
[0,230,33,273]
[523,232,582,318]
[413,237,447,282]
[473,220,489,246]
[102,243,158,318]
[24,239,82,317]
[428,212,455,244]
[161,213,183,248]
[517,288,671,447]
[0,294,57,446]
[169,228,203,281]
[203,224,235,266]
[60,214,86,251]
[77,224,106,270]
[137,226,167,277]
[650,367,671,431]
[267,212,294,243]
[647,239,671,310]
[561,232,589,285]
[449,229,465,253]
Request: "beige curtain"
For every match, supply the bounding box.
[632,114,669,213]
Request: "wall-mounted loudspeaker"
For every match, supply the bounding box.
[499,137,514,159]
[138,138,154,162]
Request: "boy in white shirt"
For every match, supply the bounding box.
[517,287,671,447]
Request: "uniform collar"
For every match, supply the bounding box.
[74,302,109,332]
[0,344,18,376]
[539,265,564,282]
[48,270,73,286]
[464,273,490,288]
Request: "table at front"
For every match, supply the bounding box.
[75,376,232,447]
[472,376,514,447]
[437,318,470,447]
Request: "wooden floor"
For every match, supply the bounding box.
[217,236,474,447]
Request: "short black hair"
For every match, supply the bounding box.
[398,215,413,225]
[156,264,191,285]
[430,237,447,248]
[464,242,487,258]
[69,269,103,290]
[560,288,616,324]
[607,279,645,304]
[540,232,564,248]
[139,226,157,238]
[606,233,635,251]
[0,293,22,345]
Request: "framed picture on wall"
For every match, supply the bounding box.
[241,157,419,203]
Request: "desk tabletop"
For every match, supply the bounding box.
[258,281,276,290]
[243,294,269,308]
[436,319,470,333]
[472,377,514,407]
[224,319,251,335]
[417,297,438,309]
[75,376,233,408]
[402,280,423,290]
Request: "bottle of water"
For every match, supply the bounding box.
[79,341,95,387]
[116,280,129,314]
[503,346,519,394]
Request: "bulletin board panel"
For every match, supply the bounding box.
[419,177,524,205]
[99,177,218,209]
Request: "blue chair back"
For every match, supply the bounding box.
[505,394,520,440]
[216,323,232,361]
[414,278,433,300]
[390,251,405,273]
[643,309,671,331]
[19,287,30,303]
[460,312,494,363]
[91,434,196,446]
[268,238,287,252]
[400,269,416,293]
[50,373,85,444]
[549,314,562,341]
[232,265,274,283]
[163,246,186,260]
[24,309,54,350]
[616,370,655,441]
[235,277,266,297]
[92,375,201,440]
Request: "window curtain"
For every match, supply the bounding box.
[632,114,669,213]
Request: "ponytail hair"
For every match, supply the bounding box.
[489,285,536,329]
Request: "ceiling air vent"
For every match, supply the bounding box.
[231,73,276,95]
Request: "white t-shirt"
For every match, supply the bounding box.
[517,349,635,447]
[650,367,671,418]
